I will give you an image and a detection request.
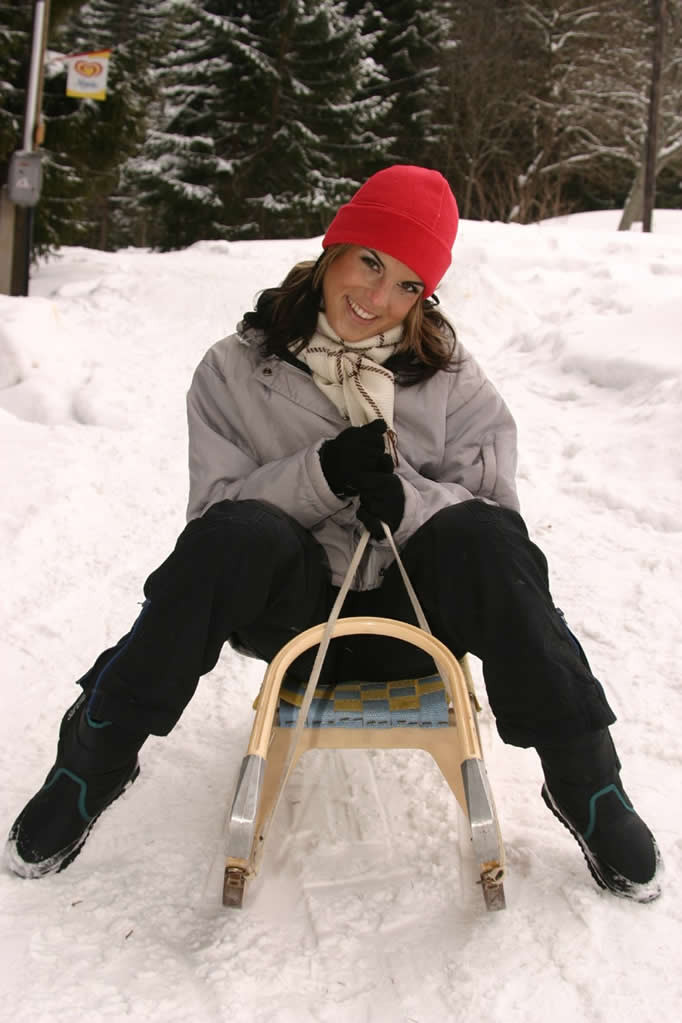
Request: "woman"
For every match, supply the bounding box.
[6,165,661,901]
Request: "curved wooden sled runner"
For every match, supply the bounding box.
[223,616,506,912]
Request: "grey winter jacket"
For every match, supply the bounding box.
[186,323,519,590]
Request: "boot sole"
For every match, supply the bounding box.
[5,762,140,879]
[541,783,662,903]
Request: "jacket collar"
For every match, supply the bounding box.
[238,322,347,427]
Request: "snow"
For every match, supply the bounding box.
[1,209,681,1021]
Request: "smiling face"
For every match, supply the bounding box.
[321,246,424,343]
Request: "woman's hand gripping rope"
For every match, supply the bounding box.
[319,419,404,538]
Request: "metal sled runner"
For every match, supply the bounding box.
[223,615,506,912]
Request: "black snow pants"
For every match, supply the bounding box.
[81,498,616,748]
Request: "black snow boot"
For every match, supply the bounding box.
[5,691,146,878]
[538,729,661,902]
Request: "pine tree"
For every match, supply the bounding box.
[36,0,176,250]
[0,2,33,175]
[0,0,100,258]
[0,0,82,180]
[134,0,392,249]
[346,0,448,169]
[127,1,248,250]
[228,0,391,239]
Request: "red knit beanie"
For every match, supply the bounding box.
[322,165,459,298]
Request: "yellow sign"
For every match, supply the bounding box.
[66,50,111,100]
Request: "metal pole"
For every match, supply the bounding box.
[13,0,50,296]
[23,1,48,153]
[34,0,52,147]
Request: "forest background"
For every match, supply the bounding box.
[1,0,681,255]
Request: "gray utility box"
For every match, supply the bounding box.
[8,150,43,207]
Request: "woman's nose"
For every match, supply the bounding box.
[367,279,391,308]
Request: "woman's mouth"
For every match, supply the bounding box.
[346,296,377,321]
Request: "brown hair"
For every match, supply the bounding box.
[243,245,460,385]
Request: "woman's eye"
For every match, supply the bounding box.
[361,255,381,272]
[401,282,420,294]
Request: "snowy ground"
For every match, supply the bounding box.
[1,210,681,1022]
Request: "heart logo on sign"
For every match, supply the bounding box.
[74,59,102,77]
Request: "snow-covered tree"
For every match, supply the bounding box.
[38,0,176,249]
[505,0,616,222]
[133,0,392,249]
[0,0,106,255]
[432,0,682,225]
[566,0,682,229]
[511,0,682,225]
[5,0,678,254]
[224,0,388,239]
[0,1,33,174]
[0,0,82,178]
[124,0,239,249]
[346,0,448,168]
[433,0,537,221]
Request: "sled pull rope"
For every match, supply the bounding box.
[381,521,431,633]
[274,526,369,804]
[274,523,444,811]
[381,522,462,696]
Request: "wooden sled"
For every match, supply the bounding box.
[223,616,506,912]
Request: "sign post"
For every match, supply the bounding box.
[1,0,51,296]
[0,3,113,296]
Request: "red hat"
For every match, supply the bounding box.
[322,165,459,298]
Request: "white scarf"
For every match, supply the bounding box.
[294,312,402,429]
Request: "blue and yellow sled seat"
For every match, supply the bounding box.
[276,673,451,729]
[225,616,505,912]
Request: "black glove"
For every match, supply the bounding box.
[356,471,405,539]
[320,419,393,497]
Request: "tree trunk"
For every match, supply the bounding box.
[618,163,645,231]
[617,138,682,232]
[619,0,668,232]
[642,0,667,232]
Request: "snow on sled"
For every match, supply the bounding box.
[223,616,506,913]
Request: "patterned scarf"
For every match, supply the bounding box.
[294,312,402,430]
